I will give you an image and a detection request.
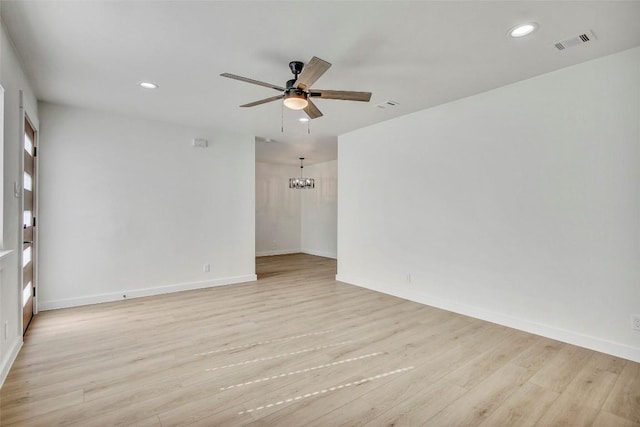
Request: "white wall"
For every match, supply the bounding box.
[255,161,301,256]
[38,103,256,309]
[337,47,640,362]
[302,160,337,259]
[0,19,39,385]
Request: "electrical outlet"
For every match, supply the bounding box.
[406,273,412,284]
[632,315,640,331]
[203,263,211,273]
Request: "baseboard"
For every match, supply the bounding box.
[302,249,337,259]
[39,274,257,311]
[1,336,23,387]
[336,273,640,363]
[256,249,301,257]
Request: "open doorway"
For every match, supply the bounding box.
[254,152,338,276]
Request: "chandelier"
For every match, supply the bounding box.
[289,157,315,189]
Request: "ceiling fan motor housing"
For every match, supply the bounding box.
[286,88,306,96]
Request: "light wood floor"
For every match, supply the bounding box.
[1,253,639,426]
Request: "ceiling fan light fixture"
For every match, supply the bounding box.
[220,56,372,120]
[283,90,308,110]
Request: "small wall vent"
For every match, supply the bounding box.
[192,138,209,148]
[554,30,597,51]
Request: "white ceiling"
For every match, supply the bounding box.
[2,1,640,166]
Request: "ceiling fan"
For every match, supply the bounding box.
[221,56,372,119]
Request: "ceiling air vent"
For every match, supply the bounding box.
[554,30,597,51]
[376,100,399,109]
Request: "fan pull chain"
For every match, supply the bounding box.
[281,102,284,133]
[307,119,310,134]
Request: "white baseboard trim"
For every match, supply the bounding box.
[39,274,258,311]
[256,249,301,257]
[1,336,23,387]
[302,249,337,259]
[336,273,640,363]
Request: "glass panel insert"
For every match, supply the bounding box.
[23,211,32,228]
[24,133,33,156]
[23,246,32,267]
[23,282,32,307]
[24,172,32,191]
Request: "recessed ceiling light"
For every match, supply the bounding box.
[139,82,158,89]
[508,23,538,38]
[299,117,310,122]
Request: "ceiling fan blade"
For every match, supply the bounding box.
[304,99,323,119]
[240,95,284,107]
[295,57,331,90]
[310,90,372,102]
[220,73,285,91]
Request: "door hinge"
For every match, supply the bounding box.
[33,217,36,227]
[33,287,36,297]
[33,146,37,157]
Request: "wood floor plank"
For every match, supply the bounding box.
[528,342,593,393]
[592,410,639,427]
[421,362,531,426]
[532,351,624,426]
[509,336,563,373]
[125,415,163,427]
[534,401,600,426]
[315,371,467,426]
[0,389,84,425]
[602,362,640,424]
[562,353,621,410]
[477,381,559,426]
[444,330,538,391]
[1,253,638,426]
